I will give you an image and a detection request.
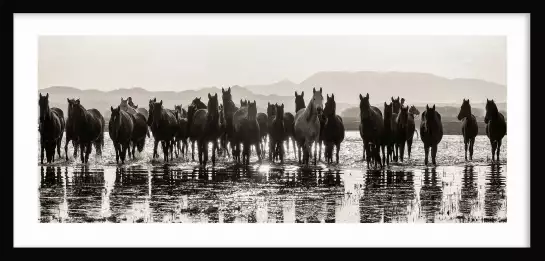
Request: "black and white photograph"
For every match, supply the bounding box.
[14,13,530,247]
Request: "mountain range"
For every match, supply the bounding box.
[39,71,506,119]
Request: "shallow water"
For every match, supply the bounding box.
[38,131,507,223]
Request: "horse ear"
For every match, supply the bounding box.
[332,94,334,99]
[320,87,322,93]
[160,100,163,106]
[66,98,69,103]
[301,91,304,97]
[327,94,329,99]
[228,87,231,92]
[366,93,369,99]
[208,93,212,99]
[282,103,284,108]
[294,91,297,97]
[111,106,114,112]
[359,94,363,101]
[433,104,435,110]
[426,104,429,110]
[215,93,218,98]
[46,93,49,98]
[391,97,394,102]
[313,87,316,93]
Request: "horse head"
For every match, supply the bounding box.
[191,97,207,110]
[222,86,232,104]
[248,100,257,121]
[409,105,420,118]
[267,102,276,118]
[207,93,219,120]
[383,101,393,120]
[391,96,401,114]
[324,94,336,118]
[294,91,305,112]
[151,100,164,127]
[423,104,436,133]
[39,93,50,122]
[275,103,284,120]
[174,104,182,115]
[127,97,137,109]
[359,93,371,120]
[457,99,471,121]
[240,99,248,107]
[485,99,498,123]
[312,87,324,114]
[147,98,156,126]
[398,105,409,129]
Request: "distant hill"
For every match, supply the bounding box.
[247,71,506,106]
[39,71,506,123]
[39,85,354,119]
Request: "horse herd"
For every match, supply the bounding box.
[38,88,507,168]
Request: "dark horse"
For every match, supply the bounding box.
[191,94,222,166]
[382,102,397,166]
[65,98,79,161]
[407,105,420,159]
[39,93,65,164]
[174,104,190,158]
[322,94,345,164]
[221,87,238,160]
[257,112,268,159]
[283,110,296,160]
[70,99,104,164]
[188,97,208,161]
[218,104,229,157]
[108,106,134,164]
[394,105,410,163]
[420,104,443,165]
[359,93,384,168]
[269,103,286,163]
[293,91,306,163]
[267,102,276,161]
[233,100,262,165]
[457,99,478,161]
[150,100,178,162]
[484,99,506,162]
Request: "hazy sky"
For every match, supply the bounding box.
[39,35,506,91]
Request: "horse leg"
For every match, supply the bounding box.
[64,137,69,161]
[80,143,85,164]
[399,142,405,163]
[497,139,502,162]
[41,142,45,164]
[464,137,468,161]
[469,138,475,161]
[313,140,318,165]
[85,143,92,163]
[431,144,438,165]
[212,140,218,166]
[291,138,296,160]
[269,136,274,161]
[407,137,413,160]
[257,140,263,163]
[73,140,78,159]
[490,140,496,162]
[318,141,322,162]
[424,145,429,166]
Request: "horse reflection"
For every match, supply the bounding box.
[484,164,506,221]
[419,167,443,223]
[459,165,478,221]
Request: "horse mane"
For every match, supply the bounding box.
[305,98,318,121]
